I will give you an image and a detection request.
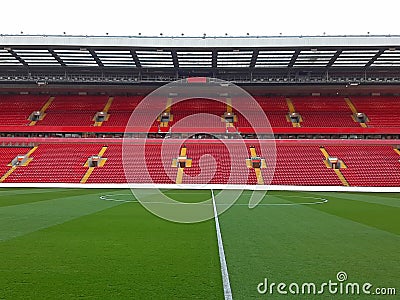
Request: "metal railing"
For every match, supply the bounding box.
[0,72,400,85]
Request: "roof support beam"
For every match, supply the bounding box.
[365,49,385,67]
[326,49,342,67]
[212,50,217,69]
[288,49,301,68]
[249,49,259,68]
[88,49,104,67]
[48,49,66,67]
[7,49,28,67]
[171,49,179,68]
[130,50,141,68]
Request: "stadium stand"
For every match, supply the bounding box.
[1,141,399,186]
[235,97,291,128]
[0,35,399,188]
[0,147,30,181]
[324,145,400,186]
[4,144,102,183]
[270,145,343,186]
[290,96,358,127]
[168,98,226,127]
[36,96,108,126]
[87,144,175,184]
[102,96,145,127]
[1,95,399,131]
[350,96,400,127]
[0,95,47,126]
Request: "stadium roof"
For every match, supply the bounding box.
[1,34,400,69]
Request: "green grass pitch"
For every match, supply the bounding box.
[0,188,399,299]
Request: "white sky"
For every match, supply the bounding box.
[1,0,399,37]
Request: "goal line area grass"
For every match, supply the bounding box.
[0,188,399,299]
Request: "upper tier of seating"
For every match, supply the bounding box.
[1,142,399,186]
[290,97,358,127]
[350,96,400,127]
[0,95,398,130]
[0,95,47,126]
[37,96,108,126]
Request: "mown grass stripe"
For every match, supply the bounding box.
[0,191,121,241]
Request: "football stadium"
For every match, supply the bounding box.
[0,32,399,299]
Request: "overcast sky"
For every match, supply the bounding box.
[1,0,399,37]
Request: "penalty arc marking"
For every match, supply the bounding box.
[99,194,329,206]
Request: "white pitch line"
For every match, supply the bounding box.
[99,194,329,206]
[211,189,233,300]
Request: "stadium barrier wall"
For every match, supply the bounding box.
[0,183,399,193]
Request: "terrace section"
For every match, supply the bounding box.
[1,141,399,187]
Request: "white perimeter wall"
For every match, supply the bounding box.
[0,183,399,193]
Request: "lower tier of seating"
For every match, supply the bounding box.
[325,145,400,186]
[0,147,30,176]
[4,144,102,183]
[1,141,399,186]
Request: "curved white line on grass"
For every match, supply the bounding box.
[99,194,329,206]
[211,189,233,300]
